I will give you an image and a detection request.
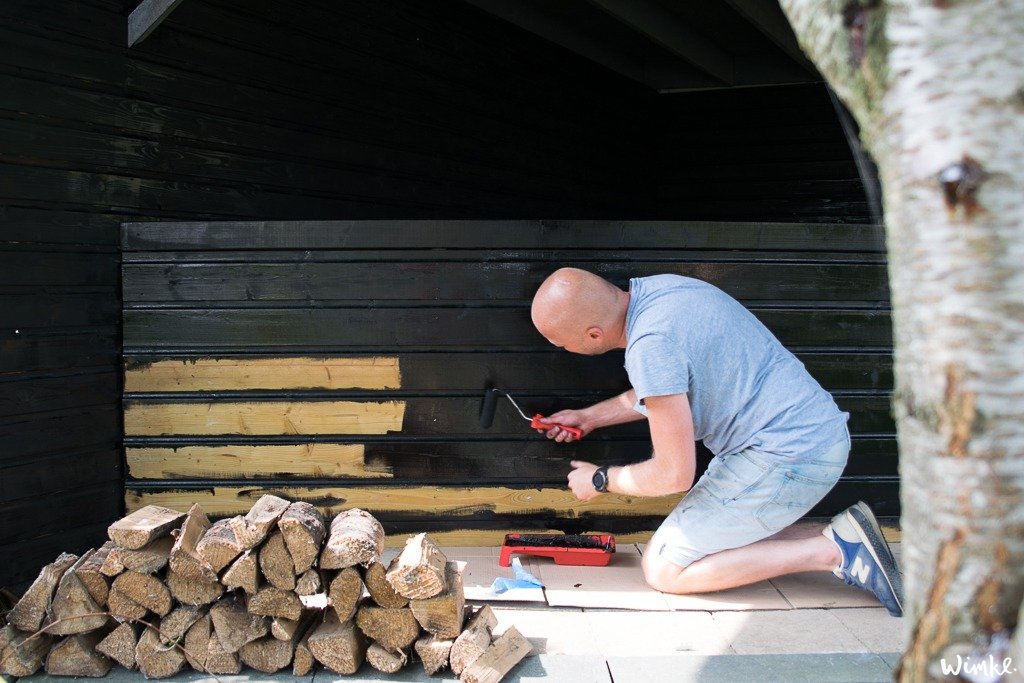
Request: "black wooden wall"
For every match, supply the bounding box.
[119,220,896,545]
[0,0,881,590]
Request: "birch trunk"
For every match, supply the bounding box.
[780,1,1024,679]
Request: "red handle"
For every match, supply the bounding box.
[530,414,583,439]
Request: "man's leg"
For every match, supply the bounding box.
[642,525,839,594]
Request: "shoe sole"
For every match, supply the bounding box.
[848,501,904,616]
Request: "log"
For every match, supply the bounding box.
[355,604,421,652]
[169,503,216,582]
[278,499,325,573]
[106,589,148,621]
[44,631,112,677]
[415,633,455,675]
[0,626,52,677]
[46,551,110,635]
[96,622,140,670]
[278,501,326,575]
[320,508,384,569]
[209,593,269,653]
[238,635,292,673]
[367,642,407,673]
[8,552,77,631]
[136,620,187,679]
[222,550,259,595]
[182,613,211,672]
[363,561,409,608]
[74,542,113,606]
[307,609,366,675]
[108,505,185,550]
[292,627,316,677]
[259,531,296,590]
[249,586,303,621]
[239,608,315,674]
[450,606,498,676]
[159,605,204,645]
[295,568,322,596]
[328,567,363,622]
[460,626,532,683]
[104,536,174,574]
[195,517,243,572]
[205,631,242,674]
[386,532,448,600]
[411,560,465,638]
[111,571,172,616]
[231,494,291,550]
[166,568,223,606]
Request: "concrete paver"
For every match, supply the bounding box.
[711,608,877,655]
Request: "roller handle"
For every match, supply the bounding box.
[530,414,583,439]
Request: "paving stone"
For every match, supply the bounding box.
[312,653,606,682]
[584,609,731,656]
[607,652,894,683]
[770,571,884,609]
[493,606,598,654]
[830,607,906,653]
[711,609,868,654]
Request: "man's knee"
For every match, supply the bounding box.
[641,547,687,593]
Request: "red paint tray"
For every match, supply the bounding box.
[499,533,616,566]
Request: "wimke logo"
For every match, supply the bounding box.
[939,654,1015,678]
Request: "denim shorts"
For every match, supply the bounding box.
[647,431,850,569]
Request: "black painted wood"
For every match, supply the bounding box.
[123,220,896,530]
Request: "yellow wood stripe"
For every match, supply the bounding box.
[125,486,683,519]
[125,357,401,391]
[378,529,656,548]
[123,401,405,436]
[126,444,393,479]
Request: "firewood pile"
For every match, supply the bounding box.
[0,496,531,680]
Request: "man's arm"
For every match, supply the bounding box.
[537,389,646,442]
[566,393,696,500]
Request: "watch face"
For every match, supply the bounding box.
[592,468,607,492]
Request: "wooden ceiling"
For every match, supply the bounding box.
[459,0,820,93]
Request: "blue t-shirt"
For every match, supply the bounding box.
[624,275,849,461]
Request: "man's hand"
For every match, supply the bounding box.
[567,460,602,500]
[534,409,590,443]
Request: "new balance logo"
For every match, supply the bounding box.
[851,556,872,583]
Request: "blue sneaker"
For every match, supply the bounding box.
[823,501,904,617]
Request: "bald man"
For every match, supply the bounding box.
[530,268,903,616]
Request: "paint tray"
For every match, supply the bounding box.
[499,533,615,567]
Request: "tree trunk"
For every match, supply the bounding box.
[779,0,1024,679]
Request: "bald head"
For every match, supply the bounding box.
[531,268,629,354]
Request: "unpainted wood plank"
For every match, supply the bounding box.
[124,356,401,391]
[107,505,185,550]
[125,485,682,519]
[126,443,392,479]
[123,400,406,436]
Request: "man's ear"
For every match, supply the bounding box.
[586,326,603,340]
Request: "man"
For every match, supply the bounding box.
[530,268,903,616]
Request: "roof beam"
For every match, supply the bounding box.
[585,0,734,85]
[461,0,650,86]
[720,0,815,68]
[128,0,186,47]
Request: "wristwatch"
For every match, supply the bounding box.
[592,465,610,493]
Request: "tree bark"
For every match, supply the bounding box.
[780,0,1024,679]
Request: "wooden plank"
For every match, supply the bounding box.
[121,260,890,304]
[120,394,893,439]
[127,0,186,46]
[123,485,684,519]
[122,307,893,351]
[124,357,401,392]
[123,400,406,436]
[122,350,892,392]
[121,220,885,252]
[126,444,392,479]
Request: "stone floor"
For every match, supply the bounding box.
[17,543,906,683]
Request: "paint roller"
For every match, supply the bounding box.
[479,387,583,439]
